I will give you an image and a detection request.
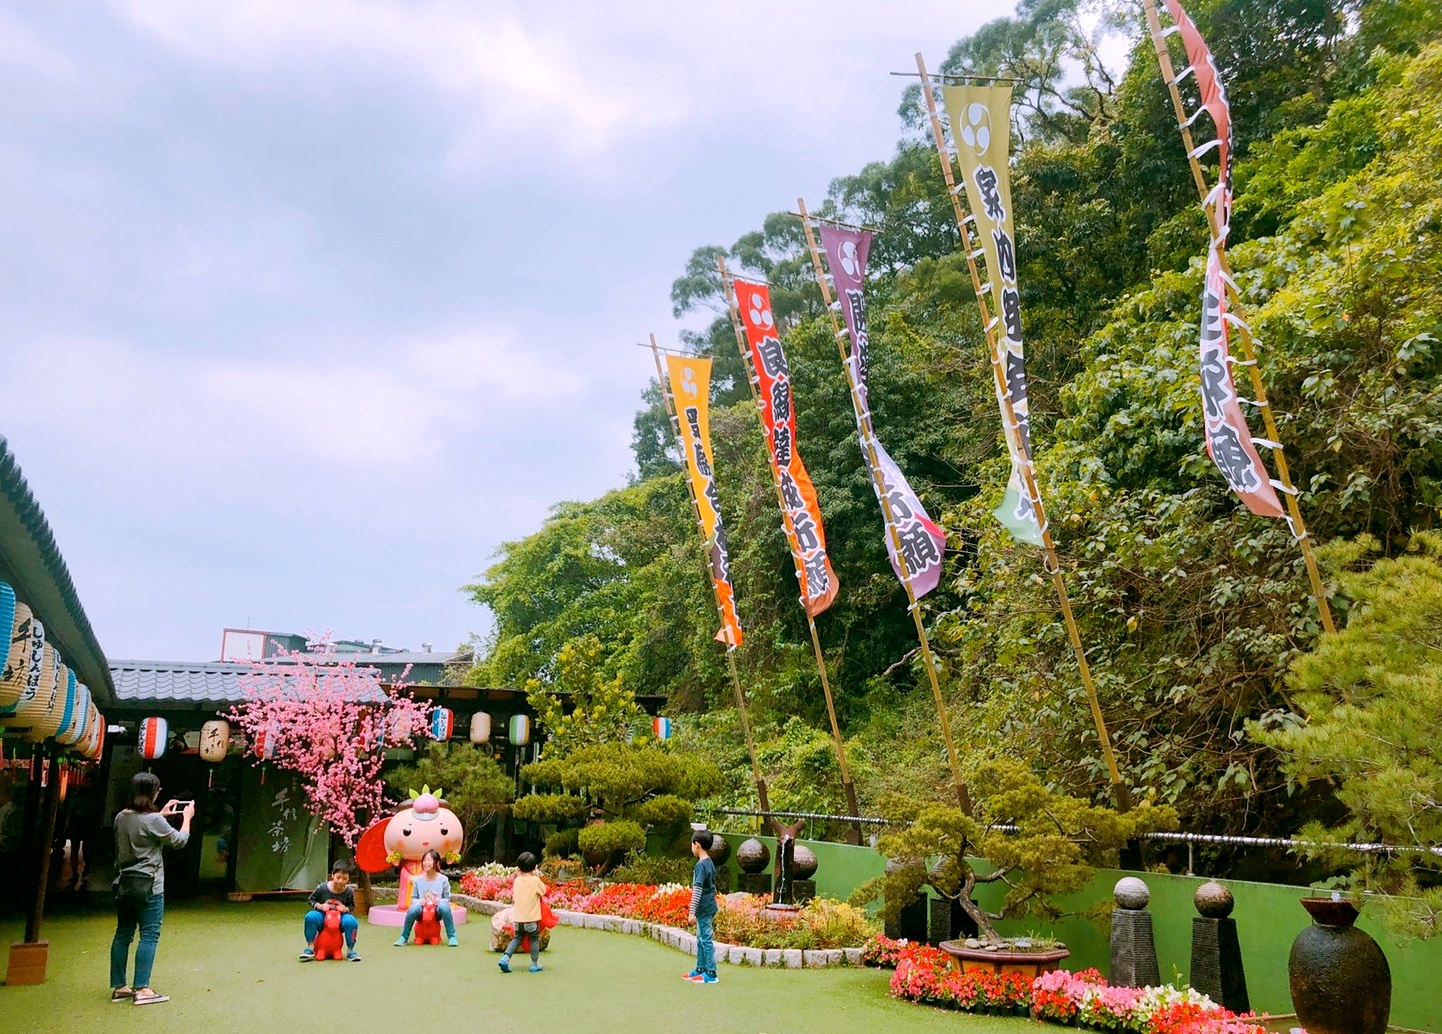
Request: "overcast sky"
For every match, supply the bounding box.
[0,1,1019,661]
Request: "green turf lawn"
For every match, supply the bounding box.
[1,899,1034,1034]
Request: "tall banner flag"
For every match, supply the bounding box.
[941,85,1044,546]
[1163,0,1284,518]
[664,354,744,646]
[732,280,840,617]
[818,225,947,597]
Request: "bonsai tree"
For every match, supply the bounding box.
[385,742,515,864]
[855,757,1176,945]
[1251,535,1442,939]
[511,741,723,870]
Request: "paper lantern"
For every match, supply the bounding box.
[0,604,45,725]
[508,714,531,747]
[0,581,16,714]
[200,719,231,762]
[28,659,76,743]
[79,712,105,761]
[387,710,415,744]
[253,722,279,760]
[138,716,168,760]
[57,683,91,747]
[430,707,454,741]
[469,711,491,744]
[652,716,672,741]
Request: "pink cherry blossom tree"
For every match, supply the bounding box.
[226,647,433,874]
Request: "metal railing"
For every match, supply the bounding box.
[701,806,1442,868]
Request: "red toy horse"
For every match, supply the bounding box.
[412,899,442,945]
[313,902,347,961]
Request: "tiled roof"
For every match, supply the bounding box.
[0,435,114,703]
[109,660,389,706]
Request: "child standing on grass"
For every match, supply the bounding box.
[498,852,547,973]
[685,830,718,984]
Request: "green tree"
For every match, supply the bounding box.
[526,635,649,758]
[855,757,1176,943]
[511,742,724,869]
[384,743,515,863]
[1252,535,1442,939]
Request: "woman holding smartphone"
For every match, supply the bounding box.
[110,772,193,1005]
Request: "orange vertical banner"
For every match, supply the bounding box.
[664,354,744,646]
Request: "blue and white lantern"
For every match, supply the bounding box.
[652,716,672,741]
[430,707,454,741]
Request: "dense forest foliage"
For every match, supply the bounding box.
[465,0,1442,879]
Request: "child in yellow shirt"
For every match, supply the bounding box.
[498,852,548,973]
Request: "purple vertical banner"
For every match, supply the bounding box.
[819,225,947,598]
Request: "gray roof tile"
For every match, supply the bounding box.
[109,660,388,706]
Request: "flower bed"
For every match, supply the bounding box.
[865,935,1268,1034]
[457,867,875,951]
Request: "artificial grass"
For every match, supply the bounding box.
[1,899,1032,1034]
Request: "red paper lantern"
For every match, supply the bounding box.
[138,716,168,760]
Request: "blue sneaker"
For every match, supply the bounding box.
[497,956,511,973]
[683,969,702,980]
[529,963,543,973]
[448,936,458,947]
[701,973,718,984]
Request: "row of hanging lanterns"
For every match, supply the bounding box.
[427,708,531,747]
[0,580,105,760]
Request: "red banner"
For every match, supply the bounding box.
[732,279,839,617]
[1165,0,1284,518]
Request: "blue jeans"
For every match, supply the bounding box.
[111,893,164,989]
[503,920,540,963]
[304,909,359,948]
[695,912,716,977]
[400,900,455,939]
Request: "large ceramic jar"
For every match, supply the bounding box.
[1288,898,1390,1034]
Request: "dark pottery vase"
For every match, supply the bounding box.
[790,844,818,880]
[1288,897,1390,1034]
[736,837,770,874]
[706,833,731,868]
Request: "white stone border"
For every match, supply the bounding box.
[443,893,865,969]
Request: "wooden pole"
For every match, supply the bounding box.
[1141,0,1335,634]
[914,54,1130,811]
[649,334,771,813]
[25,749,63,943]
[717,255,866,839]
[721,256,969,813]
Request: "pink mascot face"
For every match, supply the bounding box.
[383,792,464,864]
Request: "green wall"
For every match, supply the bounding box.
[711,833,1440,1031]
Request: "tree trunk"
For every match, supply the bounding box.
[958,875,1002,944]
[353,865,374,916]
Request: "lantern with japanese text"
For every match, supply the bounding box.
[138,716,168,760]
[652,716,672,741]
[1,610,48,729]
[253,721,278,760]
[200,719,230,762]
[507,714,530,747]
[468,711,491,744]
[24,651,68,742]
[29,661,78,743]
[430,707,454,741]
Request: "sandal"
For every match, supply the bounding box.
[111,987,135,1002]
[133,990,170,1006]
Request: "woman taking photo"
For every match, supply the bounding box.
[110,772,193,1005]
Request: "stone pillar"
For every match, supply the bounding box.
[1190,880,1250,1012]
[1109,876,1160,987]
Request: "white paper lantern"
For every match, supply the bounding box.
[200,719,231,762]
[469,711,491,744]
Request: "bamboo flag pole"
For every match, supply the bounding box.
[718,252,969,813]
[649,334,773,813]
[1141,0,1336,634]
[731,244,972,816]
[716,256,867,839]
[914,53,1131,811]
